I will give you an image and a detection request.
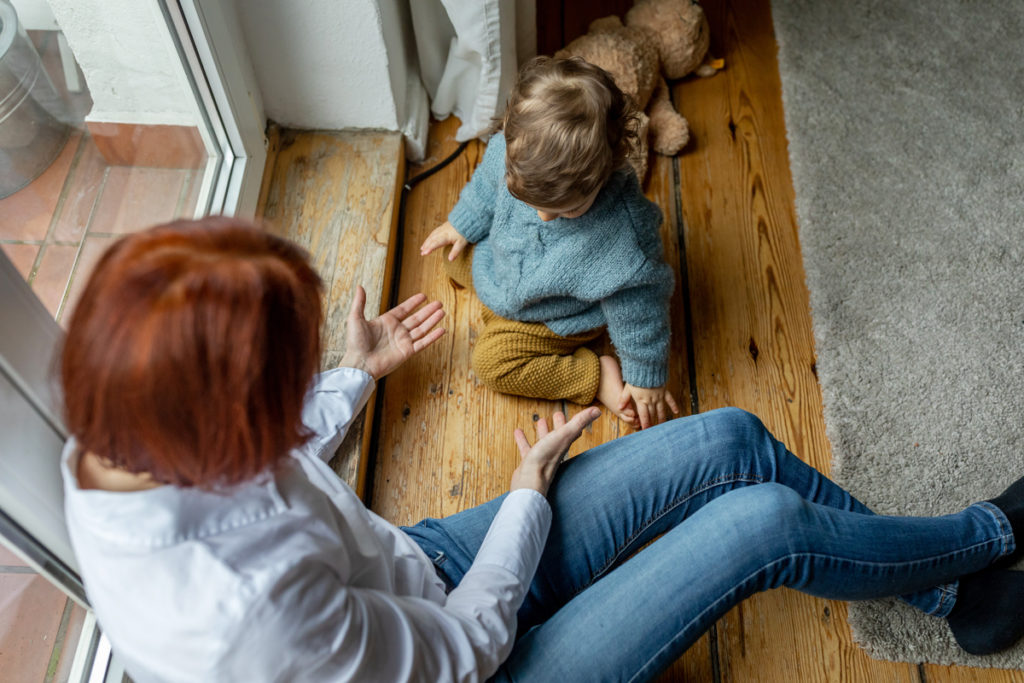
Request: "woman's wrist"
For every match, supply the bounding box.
[338,352,371,377]
[509,462,558,497]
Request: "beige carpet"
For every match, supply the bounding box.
[771,0,1024,669]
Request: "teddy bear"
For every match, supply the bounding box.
[555,0,722,179]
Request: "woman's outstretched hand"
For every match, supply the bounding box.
[338,286,446,380]
[510,407,602,497]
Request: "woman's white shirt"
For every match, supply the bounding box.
[62,367,552,683]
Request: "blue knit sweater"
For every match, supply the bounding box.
[448,133,674,388]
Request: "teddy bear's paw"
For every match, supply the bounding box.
[650,115,690,156]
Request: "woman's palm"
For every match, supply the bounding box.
[341,286,446,380]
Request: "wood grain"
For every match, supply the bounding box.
[370,119,559,527]
[255,123,282,219]
[673,0,1021,681]
[648,150,716,680]
[254,0,1024,676]
[675,0,921,677]
[259,129,403,497]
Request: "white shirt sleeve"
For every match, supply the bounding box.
[227,489,552,683]
[297,367,376,463]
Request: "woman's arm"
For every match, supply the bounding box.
[298,286,446,462]
[230,488,548,682]
[296,367,377,463]
[242,409,600,682]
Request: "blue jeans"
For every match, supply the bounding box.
[402,408,1015,682]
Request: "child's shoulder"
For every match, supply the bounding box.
[601,170,662,227]
[602,168,650,203]
[477,131,507,170]
[484,131,507,156]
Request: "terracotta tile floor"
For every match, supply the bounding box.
[0,134,201,676]
[0,29,203,680]
[0,541,88,683]
[0,131,203,323]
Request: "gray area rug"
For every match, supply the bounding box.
[771,0,1024,669]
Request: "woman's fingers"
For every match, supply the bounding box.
[656,400,667,426]
[406,303,445,338]
[513,428,531,457]
[388,292,428,321]
[666,391,680,416]
[515,408,599,460]
[535,417,550,440]
[348,285,367,322]
[411,327,446,353]
[568,406,601,432]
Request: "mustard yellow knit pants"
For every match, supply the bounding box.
[444,248,603,404]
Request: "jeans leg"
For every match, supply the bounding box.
[405,408,962,631]
[493,485,1015,683]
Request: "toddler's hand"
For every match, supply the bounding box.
[618,384,680,430]
[420,221,469,261]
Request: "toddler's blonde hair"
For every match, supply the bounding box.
[502,56,640,210]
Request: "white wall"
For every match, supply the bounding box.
[44,0,196,126]
[234,0,400,131]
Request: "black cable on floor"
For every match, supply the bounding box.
[362,139,470,506]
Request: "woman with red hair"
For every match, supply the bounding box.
[61,218,1024,682]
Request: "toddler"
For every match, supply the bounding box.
[420,56,678,429]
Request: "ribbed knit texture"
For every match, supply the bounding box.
[448,133,674,388]
[444,251,603,404]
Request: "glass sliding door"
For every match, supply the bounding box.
[0,1,264,680]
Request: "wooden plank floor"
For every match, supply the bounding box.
[258,127,404,497]
[677,1,1021,681]
[366,0,1024,680]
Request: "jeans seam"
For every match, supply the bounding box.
[627,540,1005,682]
[975,501,1017,558]
[932,581,958,617]
[570,472,768,600]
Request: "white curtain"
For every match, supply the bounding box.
[410,0,535,142]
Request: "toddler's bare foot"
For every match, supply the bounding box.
[597,355,637,426]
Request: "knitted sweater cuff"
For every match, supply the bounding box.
[448,201,490,243]
[621,358,668,389]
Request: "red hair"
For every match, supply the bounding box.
[61,218,323,488]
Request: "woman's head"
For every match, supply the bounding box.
[503,56,640,214]
[61,218,323,488]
